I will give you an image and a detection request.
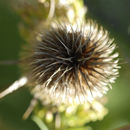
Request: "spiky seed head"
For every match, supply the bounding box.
[24,21,120,103]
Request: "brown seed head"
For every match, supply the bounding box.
[25,22,120,103]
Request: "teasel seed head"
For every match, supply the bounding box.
[25,21,120,104]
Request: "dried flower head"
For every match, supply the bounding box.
[24,21,120,103]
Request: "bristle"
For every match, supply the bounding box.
[25,22,120,103]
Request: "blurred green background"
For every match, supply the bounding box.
[0,0,130,130]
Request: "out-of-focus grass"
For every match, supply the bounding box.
[0,1,39,130]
